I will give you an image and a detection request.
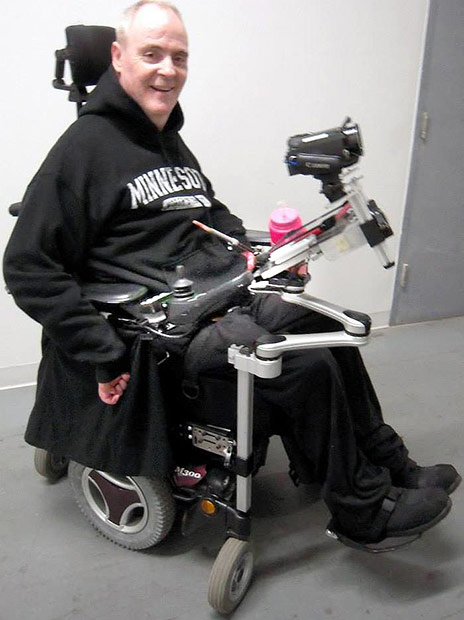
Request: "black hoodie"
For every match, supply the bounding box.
[3,67,247,380]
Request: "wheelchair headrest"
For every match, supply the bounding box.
[64,25,115,86]
[54,25,116,106]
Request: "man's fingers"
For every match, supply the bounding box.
[113,384,123,396]
[111,374,131,391]
[98,373,131,405]
[118,378,129,391]
[98,386,120,405]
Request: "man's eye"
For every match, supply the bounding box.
[143,51,160,61]
[174,55,187,67]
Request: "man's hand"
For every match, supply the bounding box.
[242,250,256,271]
[288,262,308,276]
[98,373,131,405]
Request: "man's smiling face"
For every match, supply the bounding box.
[112,4,188,130]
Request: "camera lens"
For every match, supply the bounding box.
[343,123,363,156]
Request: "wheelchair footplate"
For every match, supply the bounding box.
[325,522,420,553]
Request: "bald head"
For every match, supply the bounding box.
[116,1,183,45]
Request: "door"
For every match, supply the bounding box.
[390,0,464,325]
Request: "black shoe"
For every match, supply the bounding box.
[386,487,451,537]
[392,460,461,495]
[331,486,452,545]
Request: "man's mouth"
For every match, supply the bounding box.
[151,86,174,93]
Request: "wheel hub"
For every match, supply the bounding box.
[82,469,149,534]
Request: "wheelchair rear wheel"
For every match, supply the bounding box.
[34,448,69,481]
[68,461,176,550]
[208,537,254,614]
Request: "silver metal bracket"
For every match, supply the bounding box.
[188,424,235,467]
[227,345,282,378]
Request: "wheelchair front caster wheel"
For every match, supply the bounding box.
[68,461,176,550]
[208,537,254,614]
[34,448,69,481]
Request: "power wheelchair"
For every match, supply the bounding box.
[10,25,402,614]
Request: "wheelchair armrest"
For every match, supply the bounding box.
[81,282,148,305]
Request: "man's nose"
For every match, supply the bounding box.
[158,55,176,76]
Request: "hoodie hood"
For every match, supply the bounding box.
[79,66,184,145]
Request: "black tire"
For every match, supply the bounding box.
[34,448,69,481]
[68,461,176,550]
[208,537,254,614]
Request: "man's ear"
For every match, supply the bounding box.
[111,41,122,74]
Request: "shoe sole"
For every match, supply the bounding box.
[446,474,462,495]
[387,497,452,538]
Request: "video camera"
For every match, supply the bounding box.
[286,117,363,178]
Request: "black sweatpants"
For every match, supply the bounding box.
[181,293,410,537]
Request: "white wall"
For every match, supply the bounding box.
[0,0,428,388]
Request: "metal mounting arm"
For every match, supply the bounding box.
[280,291,372,336]
[255,330,369,361]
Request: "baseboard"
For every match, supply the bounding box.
[0,363,38,391]
[370,311,390,330]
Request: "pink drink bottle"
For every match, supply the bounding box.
[268,206,303,244]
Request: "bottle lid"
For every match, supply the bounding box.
[269,207,303,243]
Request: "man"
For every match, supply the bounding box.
[3,0,460,545]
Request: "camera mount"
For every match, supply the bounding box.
[256,118,395,275]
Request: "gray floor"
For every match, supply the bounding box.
[1,316,463,620]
